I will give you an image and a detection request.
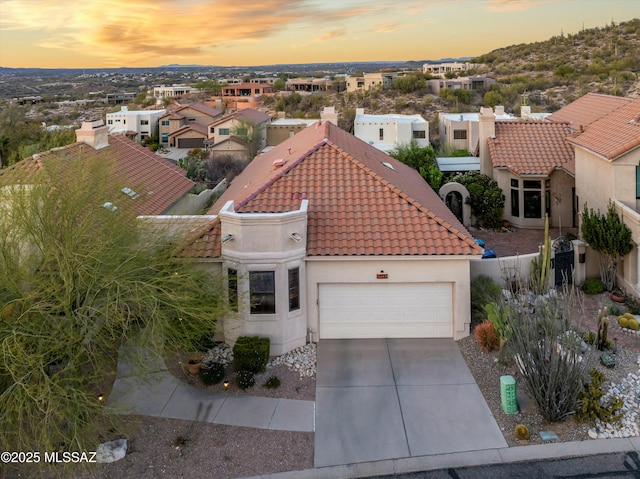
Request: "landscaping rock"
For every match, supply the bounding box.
[96,439,128,463]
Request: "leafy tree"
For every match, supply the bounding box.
[581,202,633,291]
[448,171,505,228]
[390,140,442,190]
[231,119,266,161]
[392,73,427,94]
[0,156,225,454]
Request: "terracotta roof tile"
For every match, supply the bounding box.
[1,135,195,216]
[488,121,575,176]
[179,122,482,258]
[169,123,208,137]
[547,93,632,132]
[176,102,222,118]
[568,98,640,160]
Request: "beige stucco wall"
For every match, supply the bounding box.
[305,256,474,341]
[267,124,307,146]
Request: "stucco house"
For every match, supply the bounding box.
[476,106,576,229]
[106,106,166,143]
[558,94,640,293]
[354,108,429,153]
[159,103,223,148]
[178,121,483,355]
[204,109,271,160]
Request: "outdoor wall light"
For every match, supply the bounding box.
[223,380,230,390]
[290,232,302,242]
[97,394,104,403]
[221,234,234,244]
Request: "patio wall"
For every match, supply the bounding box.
[470,252,538,287]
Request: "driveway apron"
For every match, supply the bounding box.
[314,338,507,467]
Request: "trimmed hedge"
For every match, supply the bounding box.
[233,336,270,373]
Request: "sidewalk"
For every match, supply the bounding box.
[104,340,314,433]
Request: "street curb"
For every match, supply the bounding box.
[240,438,640,479]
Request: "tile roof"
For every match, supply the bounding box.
[488,121,575,176]
[547,93,632,132]
[176,102,222,119]
[568,98,640,160]
[1,135,195,216]
[169,123,208,138]
[208,108,271,128]
[179,122,482,258]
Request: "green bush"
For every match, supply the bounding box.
[199,362,225,385]
[470,275,502,326]
[608,305,622,317]
[447,172,505,228]
[581,278,605,295]
[233,336,270,374]
[236,370,255,390]
[576,369,623,424]
[263,375,281,389]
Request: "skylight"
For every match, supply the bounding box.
[121,187,139,199]
[381,161,395,171]
[102,202,118,212]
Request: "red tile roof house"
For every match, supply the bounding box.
[556,93,640,294]
[203,109,271,161]
[476,106,576,230]
[1,120,199,219]
[178,121,483,355]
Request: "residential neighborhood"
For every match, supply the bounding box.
[1,12,640,479]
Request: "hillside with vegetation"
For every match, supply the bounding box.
[470,18,640,112]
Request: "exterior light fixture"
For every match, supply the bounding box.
[221,234,234,244]
[97,394,104,403]
[290,232,302,242]
[223,380,230,390]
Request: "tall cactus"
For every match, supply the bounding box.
[597,307,609,351]
[531,214,551,295]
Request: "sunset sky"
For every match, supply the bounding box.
[0,0,637,69]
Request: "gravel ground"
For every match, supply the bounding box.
[9,293,640,479]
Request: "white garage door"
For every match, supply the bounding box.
[319,282,452,339]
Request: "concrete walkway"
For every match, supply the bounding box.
[104,340,314,432]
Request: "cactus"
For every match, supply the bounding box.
[485,302,513,348]
[530,214,552,294]
[514,424,530,440]
[628,318,639,331]
[618,316,629,329]
[596,307,609,351]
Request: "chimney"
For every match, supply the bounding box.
[320,106,338,125]
[520,105,531,118]
[478,107,495,177]
[355,108,365,116]
[494,105,505,116]
[75,120,109,150]
[121,106,128,112]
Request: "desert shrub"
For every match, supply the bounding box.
[514,424,530,440]
[508,291,588,422]
[608,305,622,316]
[263,375,281,389]
[576,369,624,425]
[625,295,640,315]
[199,362,225,385]
[581,278,605,295]
[618,316,629,329]
[470,275,502,326]
[628,318,639,331]
[474,321,500,352]
[583,331,596,345]
[233,336,270,374]
[448,171,505,228]
[236,370,256,390]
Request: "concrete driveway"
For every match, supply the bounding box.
[314,338,507,467]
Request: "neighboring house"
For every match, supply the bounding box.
[178,121,482,355]
[345,72,396,92]
[158,103,223,148]
[204,108,271,160]
[423,62,476,78]
[266,107,338,147]
[106,106,166,143]
[439,106,518,153]
[218,83,275,110]
[477,107,576,229]
[286,78,335,92]
[153,85,198,102]
[427,76,496,96]
[1,120,197,216]
[105,92,137,105]
[559,94,640,293]
[354,108,429,153]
